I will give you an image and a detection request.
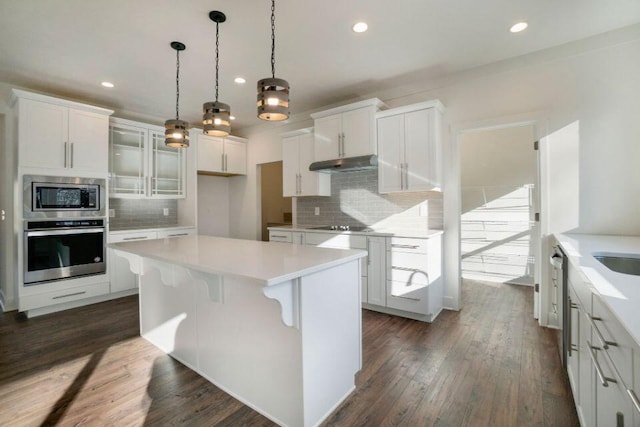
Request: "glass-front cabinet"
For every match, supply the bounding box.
[109,118,185,199]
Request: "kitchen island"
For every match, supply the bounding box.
[109,235,366,427]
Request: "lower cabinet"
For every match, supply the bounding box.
[109,227,196,293]
[267,230,305,244]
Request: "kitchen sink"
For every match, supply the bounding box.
[593,253,640,276]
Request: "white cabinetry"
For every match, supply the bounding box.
[13,89,113,174]
[109,227,196,293]
[377,101,443,193]
[365,236,386,307]
[109,118,186,199]
[311,98,385,162]
[197,133,247,176]
[383,236,443,319]
[282,129,330,197]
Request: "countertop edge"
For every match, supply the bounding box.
[268,225,444,238]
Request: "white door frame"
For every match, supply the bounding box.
[445,110,550,325]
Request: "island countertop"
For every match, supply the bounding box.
[109,234,366,286]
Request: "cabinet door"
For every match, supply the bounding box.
[282,136,299,197]
[578,305,595,427]
[405,108,437,191]
[19,99,68,169]
[68,109,109,173]
[567,286,581,399]
[342,107,374,158]
[377,114,404,193]
[366,237,386,307]
[109,123,147,197]
[314,115,341,161]
[109,231,157,293]
[197,134,224,172]
[595,351,633,427]
[223,139,247,175]
[298,133,323,196]
[150,130,185,198]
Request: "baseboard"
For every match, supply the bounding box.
[0,289,17,312]
[25,288,138,318]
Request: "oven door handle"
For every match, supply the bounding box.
[25,228,105,237]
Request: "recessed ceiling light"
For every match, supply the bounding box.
[234,77,246,84]
[510,22,528,33]
[230,116,236,120]
[101,81,114,88]
[352,22,368,33]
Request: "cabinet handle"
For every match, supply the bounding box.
[587,341,617,387]
[221,153,225,171]
[70,142,74,168]
[390,293,420,301]
[271,235,288,239]
[587,314,618,349]
[338,133,342,157]
[225,154,228,172]
[366,239,370,265]
[297,173,301,194]
[627,389,640,415]
[392,266,419,272]
[53,291,86,300]
[391,244,420,249]
[123,236,148,241]
[404,163,408,188]
[168,233,189,237]
[568,298,577,356]
[64,142,68,168]
[341,132,346,157]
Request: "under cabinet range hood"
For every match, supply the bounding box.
[309,155,378,173]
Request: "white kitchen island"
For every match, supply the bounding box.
[109,235,366,427]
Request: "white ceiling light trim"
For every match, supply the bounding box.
[352,22,368,33]
[101,81,114,88]
[234,77,246,84]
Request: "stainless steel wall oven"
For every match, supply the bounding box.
[23,219,106,285]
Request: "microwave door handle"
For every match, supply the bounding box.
[26,228,105,237]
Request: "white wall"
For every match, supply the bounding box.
[228,25,640,311]
[197,175,230,237]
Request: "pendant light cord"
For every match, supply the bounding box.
[175,48,180,120]
[215,21,220,102]
[271,0,276,79]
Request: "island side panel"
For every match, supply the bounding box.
[196,276,304,427]
[138,266,198,370]
[300,259,362,427]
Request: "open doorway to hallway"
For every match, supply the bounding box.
[259,161,292,241]
[459,124,538,290]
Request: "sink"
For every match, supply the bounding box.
[593,253,640,276]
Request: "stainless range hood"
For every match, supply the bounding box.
[308,155,378,173]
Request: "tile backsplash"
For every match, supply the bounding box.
[296,169,443,229]
[109,198,178,230]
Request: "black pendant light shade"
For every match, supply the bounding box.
[165,41,189,148]
[257,0,290,121]
[203,10,231,137]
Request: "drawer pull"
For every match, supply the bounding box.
[53,291,87,300]
[123,236,148,241]
[587,314,618,349]
[392,266,419,273]
[271,235,288,239]
[168,233,189,237]
[391,244,419,249]
[587,341,617,387]
[570,302,579,309]
[390,293,420,301]
[627,389,640,415]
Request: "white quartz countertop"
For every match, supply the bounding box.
[268,225,443,239]
[555,233,640,346]
[109,234,366,286]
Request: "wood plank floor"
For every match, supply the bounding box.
[0,280,578,426]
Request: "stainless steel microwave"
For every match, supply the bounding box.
[23,175,106,219]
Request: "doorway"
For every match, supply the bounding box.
[459,124,539,290]
[259,161,292,241]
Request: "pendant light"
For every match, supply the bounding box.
[257,0,290,121]
[165,41,189,148]
[203,11,231,137]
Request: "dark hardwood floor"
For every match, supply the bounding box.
[0,280,578,426]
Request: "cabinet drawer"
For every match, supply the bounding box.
[567,258,592,309]
[269,231,292,243]
[387,237,429,254]
[304,232,367,249]
[591,295,634,382]
[109,231,158,243]
[386,280,428,314]
[157,228,196,238]
[20,282,110,311]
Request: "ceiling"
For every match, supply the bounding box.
[1,0,639,132]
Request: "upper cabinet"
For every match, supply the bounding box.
[282,129,330,197]
[311,98,385,162]
[197,133,247,176]
[377,100,444,193]
[11,89,113,174]
[109,118,186,199]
